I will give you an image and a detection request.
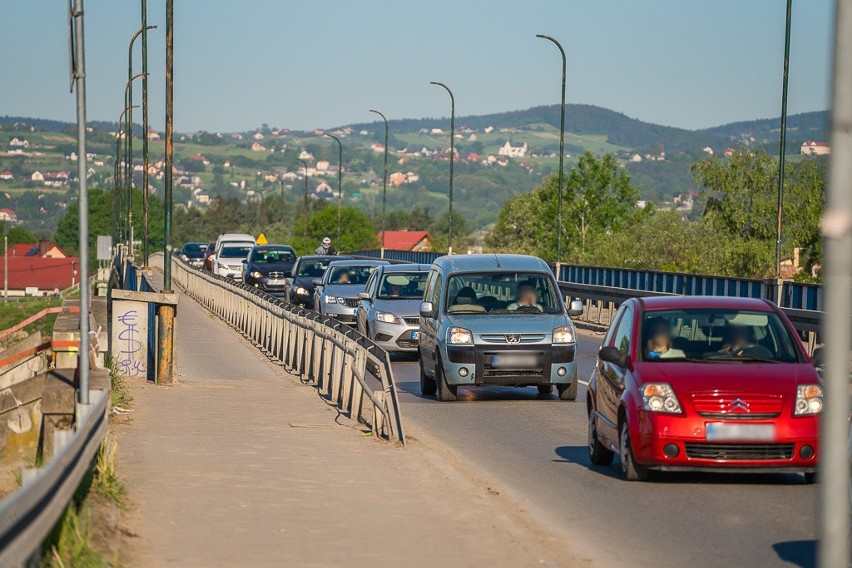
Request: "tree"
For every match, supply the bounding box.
[1,224,36,246]
[291,205,378,255]
[487,152,641,262]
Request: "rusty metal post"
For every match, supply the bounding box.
[156,303,175,384]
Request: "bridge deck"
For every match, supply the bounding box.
[114,277,569,567]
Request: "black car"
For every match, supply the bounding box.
[179,242,208,268]
[243,245,297,294]
[284,255,353,309]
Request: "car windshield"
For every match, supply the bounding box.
[327,265,377,285]
[251,248,295,264]
[640,308,801,363]
[219,246,253,259]
[183,243,206,257]
[378,272,427,300]
[296,260,331,278]
[444,272,562,315]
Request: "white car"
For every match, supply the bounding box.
[212,242,253,279]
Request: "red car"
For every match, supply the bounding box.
[202,241,216,271]
[587,296,820,482]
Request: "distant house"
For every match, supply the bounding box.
[801,141,831,155]
[377,230,431,252]
[484,126,494,134]
[702,146,714,155]
[188,153,210,166]
[498,141,528,158]
[2,241,78,293]
[251,142,267,152]
[253,132,265,140]
[8,136,29,149]
[370,143,385,153]
[389,172,407,186]
[298,150,315,161]
[315,160,330,173]
[5,240,69,259]
[0,208,17,222]
[31,171,44,182]
[629,154,643,163]
[0,171,14,181]
[147,129,161,140]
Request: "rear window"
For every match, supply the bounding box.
[251,248,295,264]
[220,246,253,258]
[297,260,331,278]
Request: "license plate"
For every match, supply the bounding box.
[491,353,538,368]
[267,279,286,286]
[411,331,419,341]
[705,423,776,441]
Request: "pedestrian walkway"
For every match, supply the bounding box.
[115,282,570,567]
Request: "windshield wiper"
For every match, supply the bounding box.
[702,353,781,364]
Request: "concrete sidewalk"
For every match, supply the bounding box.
[115,284,576,567]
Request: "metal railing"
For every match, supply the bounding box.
[0,389,108,566]
[169,256,406,445]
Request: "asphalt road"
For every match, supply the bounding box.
[391,330,816,568]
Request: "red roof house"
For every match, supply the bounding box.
[3,256,79,293]
[377,230,431,252]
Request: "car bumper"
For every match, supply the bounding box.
[630,412,819,471]
[247,279,288,293]
[323,302,359,323]
[372,321,419,352]
[216,269,243,280]
[441,343,576,385]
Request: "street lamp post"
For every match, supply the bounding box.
[298,158,309,252]
[429,81,455,254]
[368,110,389,256]
[775,0,793,281]
[115,105,137,245]
[536,34,567,263]
[124,73,145,254]
[140,14,157,267]
[326,134,344,243]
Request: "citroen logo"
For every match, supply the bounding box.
[505,334,521,343]
[727,398,750,412]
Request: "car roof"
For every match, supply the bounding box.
[297,255,354,263]
[327,259,389,267]
[432,253,551,273]
[639,295,775,312]
[252,244,294,250]
[380,263,432,273]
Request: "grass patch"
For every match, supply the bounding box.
[93,433,126,508]
[105,356,132,410]
[0,297,62,349]
[46,505,105,568]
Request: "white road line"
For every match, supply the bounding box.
[578,379,590,385]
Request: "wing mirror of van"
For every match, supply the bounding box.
[599,346,628,367]
[357,292,372,302]
[811,346,825,368]
[568,299,584,317]
[420,301,436,319]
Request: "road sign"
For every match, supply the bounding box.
[96,235,112,261]
[256,233,268,245]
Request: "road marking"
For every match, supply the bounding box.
[578,379,590,386]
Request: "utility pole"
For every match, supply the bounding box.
[818,1,852,566]
[536,34,567,263]
[124,72,145,255]
[141,5,155,267]
[157,0,175,385]
[3,236,7,303]
[298,158,309,253]
[326,134,344,243]
[70,0,90,404]
[774,0,793,282]
[368,110,389,256]
[430,82,455,254]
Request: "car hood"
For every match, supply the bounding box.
[447,313,570,335]
[291,277,318,291]
[373,298,422,318]
[321,283,368,297]
[633,362,820,394]
[248,262,294,274]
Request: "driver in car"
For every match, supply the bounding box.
[507,282,543,312]
[719,325,773,358]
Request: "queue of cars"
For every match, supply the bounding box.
[182,237,823,483]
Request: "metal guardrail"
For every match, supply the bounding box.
[169,257,406,445]
[353,249,443,265]
[0,389,108,566]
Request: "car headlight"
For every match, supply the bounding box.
[795,384,823,415]
[376,311,399,324]
[447,326,473,345]
[294,286,309,296]
[250,271,263,279]
[552,325,576,344]
[642,383,682,414]
[324,295,341,304]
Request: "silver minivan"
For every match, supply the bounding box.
[418,254,583,402]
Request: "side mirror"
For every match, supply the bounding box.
[420,301,436,319]
[357,292,371,301]
[283,269,292,277]
[241,259,247,263]
[599,345,627,367]
[311,279,322,286]
[811,347,825,368]
[568,299,584,317]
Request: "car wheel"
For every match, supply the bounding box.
[804,472,817,484]
[557,369,579,401]
[588,407,615,466]
[619,421,648,481]
[537,385,553,395]
[420,361,437,396]
[436,360,457,402]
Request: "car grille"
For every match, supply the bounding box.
[403,317,420,326]
[480,333,546,344]
[684,443,795,461]
[342,297,359,308]
[267,271,286,279]
[692,393,783,419]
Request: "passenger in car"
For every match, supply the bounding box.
[448,287,486,313]
[645,318,686,359]
[507,282,543,312]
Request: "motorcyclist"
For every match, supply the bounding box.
[314,237,337,256]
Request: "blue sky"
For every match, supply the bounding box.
[0,1,834,133]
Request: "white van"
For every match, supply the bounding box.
[212,233,255,279]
